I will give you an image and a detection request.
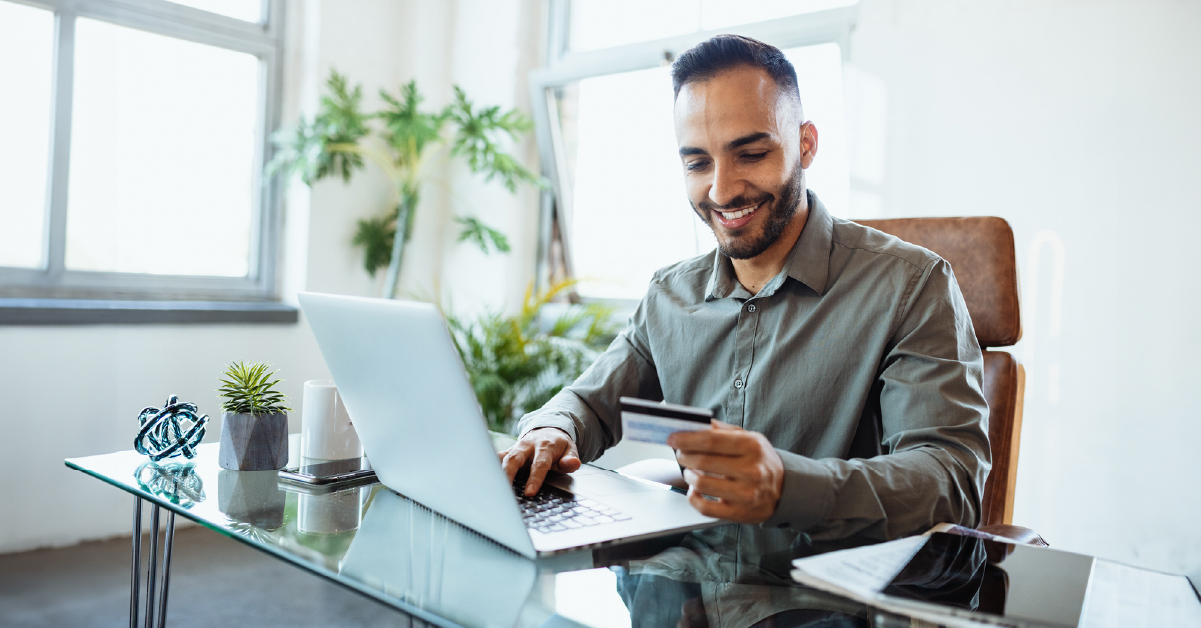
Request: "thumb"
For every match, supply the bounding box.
[711,419,740,431]
[557,451,581,472]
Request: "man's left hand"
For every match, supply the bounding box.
[668,421,784,524]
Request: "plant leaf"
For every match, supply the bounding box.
[217,361,291,415]
[446,85,545,193]
[265,69,370,186]
[446,281,617,433]
[375,80,446,170]
[352,205,400,276]
[454,216,511,255]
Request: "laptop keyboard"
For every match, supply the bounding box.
[513,480,630,533]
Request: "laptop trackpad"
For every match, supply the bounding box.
[547,468,654,497]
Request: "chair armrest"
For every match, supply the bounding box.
[977,524,1049,546]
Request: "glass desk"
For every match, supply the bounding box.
[65,438,930,628]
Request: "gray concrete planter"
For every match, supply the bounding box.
[217,470,286,528]
[218,411,289,471]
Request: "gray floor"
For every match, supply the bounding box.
[0,526,420,628]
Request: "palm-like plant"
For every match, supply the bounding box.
[447,280,618,434]
[268,71,543,298]
[218,362,290,416]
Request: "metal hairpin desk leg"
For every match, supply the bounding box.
[157,511,177,627]
[130,498,142,628]
[129,496,178,628]
[145,504,160,626]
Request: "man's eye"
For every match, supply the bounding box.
[685,160,710,172]
[743,152,768,161]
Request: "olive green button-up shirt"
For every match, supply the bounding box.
[518,191,991,542]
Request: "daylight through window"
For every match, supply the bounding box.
[0,0,283,301]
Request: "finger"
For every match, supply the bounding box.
[675,452,750,480]
[501,442,533,483]
[668,429,756,455]
[686,485,739,520]
[554,443,581,473]
[525,446,557,496]
[683,469,752,505]
[669,428,747,453]
[710,419,739,430]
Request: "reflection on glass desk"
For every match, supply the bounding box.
[82,438,1133,628]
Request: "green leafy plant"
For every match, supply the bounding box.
[268,71,543,298]
[447,280,618,434]
[218,362,291,416]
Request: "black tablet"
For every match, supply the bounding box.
[882,532,1094,627]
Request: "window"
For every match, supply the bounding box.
[531,0,858,302]
[0,0,284,306]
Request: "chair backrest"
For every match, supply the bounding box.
[856,217,1023,526]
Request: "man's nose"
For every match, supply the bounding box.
[708,163,746,207]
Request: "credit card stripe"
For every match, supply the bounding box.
[619,403,713,423]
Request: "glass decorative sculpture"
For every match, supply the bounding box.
[134,395,209,461]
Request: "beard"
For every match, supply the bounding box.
[691,163,805,260]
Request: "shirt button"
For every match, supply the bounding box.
[734,379,744,389]
[747,304,757,313]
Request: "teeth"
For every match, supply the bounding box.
[720,203,759,221]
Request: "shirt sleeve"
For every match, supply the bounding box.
[514,286,664,463]
[762,258,993,540]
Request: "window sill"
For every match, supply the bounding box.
[0,298,299,325]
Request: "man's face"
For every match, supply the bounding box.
[674,65,816,260]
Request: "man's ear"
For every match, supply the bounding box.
[800,121,819,169]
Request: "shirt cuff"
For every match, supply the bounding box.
[761,449,837,531]
[517,414,579,444]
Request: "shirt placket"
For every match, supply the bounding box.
[725,298,763,427]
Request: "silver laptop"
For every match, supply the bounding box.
[299,292,720,558]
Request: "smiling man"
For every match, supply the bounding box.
[502,35,991,542]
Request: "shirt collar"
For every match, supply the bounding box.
[705,189,833,301]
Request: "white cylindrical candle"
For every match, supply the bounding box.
[300,380,363,461]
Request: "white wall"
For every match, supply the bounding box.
[0,325,330,552]
[845,0,1201,577]
[0,0,545,554]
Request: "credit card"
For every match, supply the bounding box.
[620,397,714,445]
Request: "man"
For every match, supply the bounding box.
[502,35,991,541]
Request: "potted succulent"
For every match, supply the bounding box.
[217,361,291,471]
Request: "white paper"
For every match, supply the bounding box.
[1081,559,1201,628]
[790,535,927,599]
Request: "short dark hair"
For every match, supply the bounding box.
[671,35,800,104]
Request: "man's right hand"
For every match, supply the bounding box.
[499,427,581,497]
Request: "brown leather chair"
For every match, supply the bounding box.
[856,217,1041,544]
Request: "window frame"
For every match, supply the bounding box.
[528,1,858,299]
[0,0,285,303]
